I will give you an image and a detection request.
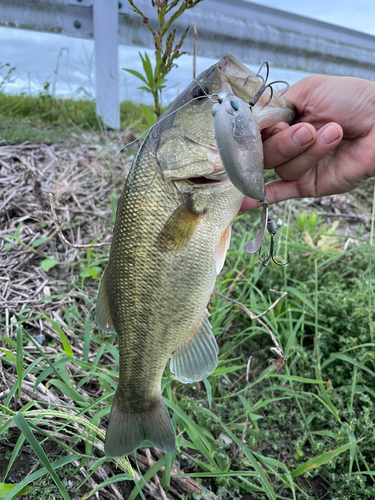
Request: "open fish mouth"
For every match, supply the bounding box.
[187,170,228,185]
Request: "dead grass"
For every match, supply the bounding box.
[0,134,213,499]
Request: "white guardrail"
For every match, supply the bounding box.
[1,0,375,128]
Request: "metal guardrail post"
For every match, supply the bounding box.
[93,0,120,130]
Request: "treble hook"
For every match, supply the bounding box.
[245,61,290,110]
[259,216,289,267]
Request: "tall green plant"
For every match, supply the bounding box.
[124,0,203,119]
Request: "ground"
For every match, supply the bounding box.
[1,131,375,500]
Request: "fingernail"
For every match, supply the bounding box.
[318,124,340,145]
[292,126,314,147]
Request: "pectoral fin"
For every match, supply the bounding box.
[156,195,206,251]
[95,267,116,334]
[170,311,218,383]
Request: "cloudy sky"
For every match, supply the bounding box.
[0,0,374,103]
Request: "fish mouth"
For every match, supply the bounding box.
[182,137,228,186]
[186,170,227,185]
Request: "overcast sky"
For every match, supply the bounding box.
[0,0,374,103]
[251,0,375,35]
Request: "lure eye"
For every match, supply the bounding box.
[230,99,239,111]
[192,85,208,99]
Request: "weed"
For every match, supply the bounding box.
[1,133,375,497]
[126,0,203,118]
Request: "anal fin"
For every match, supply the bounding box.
[95,266,116,334]
[170,311,218,384]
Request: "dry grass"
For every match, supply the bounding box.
[0,135,214,499]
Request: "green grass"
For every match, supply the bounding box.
[1,90,375,497]
[0,91,149,143]
[2,193,375,499]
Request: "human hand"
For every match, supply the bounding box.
[241,75,375,211]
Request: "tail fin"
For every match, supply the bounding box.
[104,397,176,457]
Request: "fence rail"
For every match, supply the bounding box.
[1,0,375,127]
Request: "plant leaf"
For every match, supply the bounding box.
[16,327,23,398]
[42,315,73,357]
[0,484,31,498]
[12,414,71,500]
[122,68,148,86]
[40,258,58,272]
[140,104,156,126]
[31,236,52,247]
[291,442,356,477]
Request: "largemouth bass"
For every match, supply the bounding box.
[96,54,295,457]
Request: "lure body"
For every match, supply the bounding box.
[212,93,266,202]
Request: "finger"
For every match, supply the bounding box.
[274,123,343,181]
[263,123,317,170]
[240,180,301,211]
[261,121,290,141]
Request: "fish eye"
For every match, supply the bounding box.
[230,99,239,111]
[192,85,209,99]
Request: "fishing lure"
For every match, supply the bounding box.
[212,67,289,266]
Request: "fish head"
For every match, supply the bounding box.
[154,53,295,190]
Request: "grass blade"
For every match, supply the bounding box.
[13,414,71,500]
[15,326,23,398]
[42,315,73,358]
[291,442,356,477]
[4,455,77,500]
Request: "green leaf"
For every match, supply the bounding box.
[42,315,73,357]
[47,379,87,402]
[203,379,212,409]
[80,474,132,500]
[322,353,375,379]
[4,242,15,250]
[83,314,91,363]
[0,349,16,363]
[285,286,314,311]
[110,194,118,222]
[89,266,102,279]
[154,57,164,77]
[140,51,154,87]
[291,442,356,477]
[3,455,77,500]
[128,457,166,500]
[0,484,31,498]
[31,236,52,247]
[4,434,26,481]
[140,104,156,126]
[16,327,23,398]
[154,78,167,88]
[122,68,149,86]
[40,258,58,272]
[137,86,153,93]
